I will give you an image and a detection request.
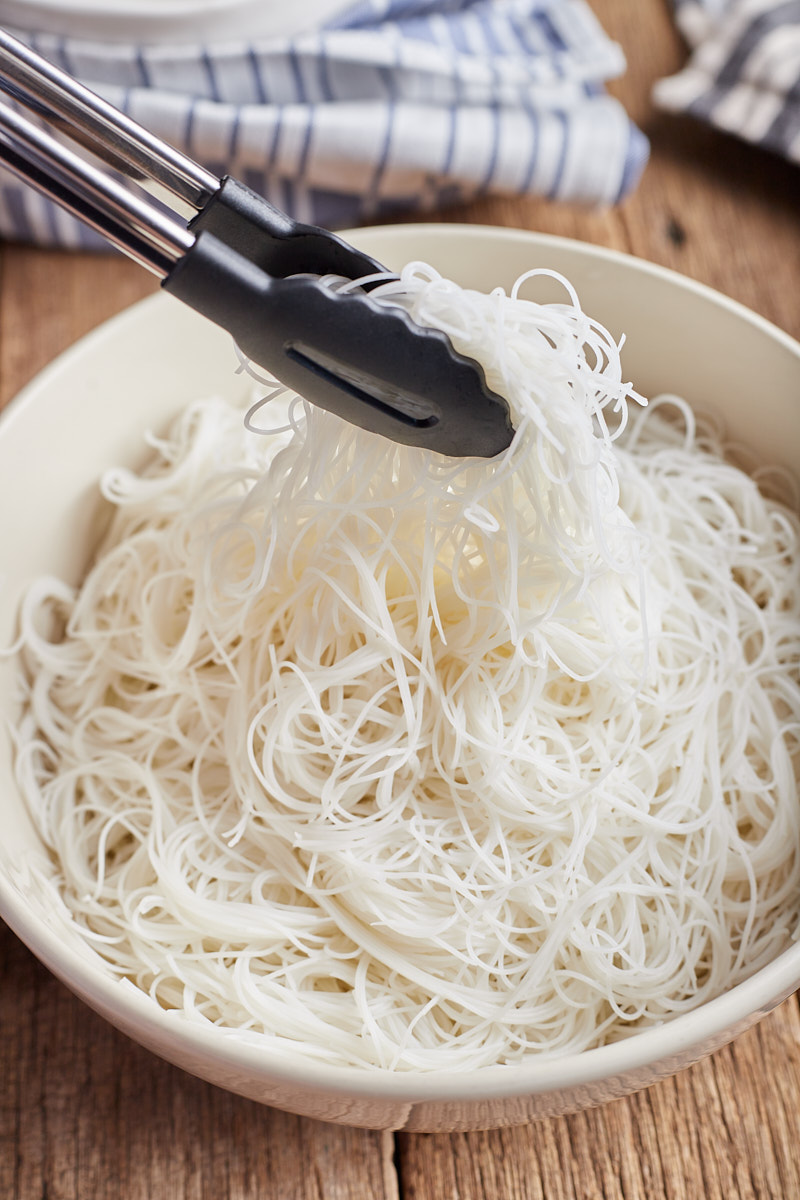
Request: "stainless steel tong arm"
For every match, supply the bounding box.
[0,26,217,210]
[0,27,388,281]
[0,96,193,273]
[0,26,515,458]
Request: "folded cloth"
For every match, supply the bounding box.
[0,0,649,249]
[654,0,800,164]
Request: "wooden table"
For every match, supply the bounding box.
[2,3,799,1197]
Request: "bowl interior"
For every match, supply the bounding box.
[1,225,798,1124]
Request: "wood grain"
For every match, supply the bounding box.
[1,0,799,1196]
[0,923,397,1200]
[0,246,156,406]
[396,1004,800,1200]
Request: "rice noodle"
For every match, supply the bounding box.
[12,264,800,1071]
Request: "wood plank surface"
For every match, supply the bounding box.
[1,1,799,1197]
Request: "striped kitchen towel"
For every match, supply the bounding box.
[0,0,649,249]
[654,0,800,164]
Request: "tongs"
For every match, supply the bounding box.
[0,28,514,458]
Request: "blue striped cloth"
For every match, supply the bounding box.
[0,0,649,248]
[655,0,800,164]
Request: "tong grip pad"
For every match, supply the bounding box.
[189,176,385,282]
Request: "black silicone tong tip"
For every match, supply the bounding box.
[190,176,388,284]
[164,231,515,459]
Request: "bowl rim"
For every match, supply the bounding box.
[1,223,798,1104]
[354,222,800,358]
[3,880,799,1102]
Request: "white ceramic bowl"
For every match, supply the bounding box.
[1,225,798,1132]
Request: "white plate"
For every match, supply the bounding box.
[1,224,798,1131]
[0,0,354,43]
